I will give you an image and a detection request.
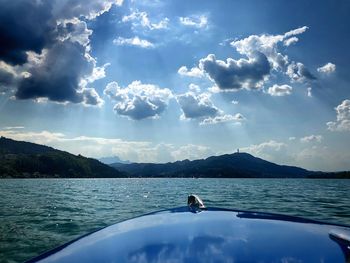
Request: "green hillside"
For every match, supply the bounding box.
[0,137,125,178]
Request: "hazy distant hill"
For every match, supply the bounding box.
[99,156,131,165]
[0,137,125,178]
[110,152,314,178]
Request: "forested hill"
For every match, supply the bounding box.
[111,152,313,178]
[0,137,125,178]
[1,137,349,179]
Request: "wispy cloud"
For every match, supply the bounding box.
[200,114,244,125]
[300,135,323,143]
[317,62,336,74]
[113,36,155,48]
[122,11,169,30]
[179,15,208,28]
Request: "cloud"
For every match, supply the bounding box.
[179,15,208,28]
[198,52,271,91]
[81,88,104,107]
[104,81,173,120]
[2,126,25,130]
[15,41,103,106]
[327,99,350,131]
[113,36,154,48]
[177,66,204,78]
[283,26,309,37]
[56,18,92,47]
[307,87,312,97]
[231,26,308,71]
[283,37,299,47]
[242,140,287,160]
[0,1,56,66]
[0,64,16,94]
[171,144,214,161]
[200,113,245,125]
[122,11,169,30]
[267,84,292,96]
[0,0,120,65]
[286,62,316,82]
[176,92,219,119]
[300,135,323,143]
[52,0,123,20]
[188,83,201,93]
[179,26,311,91]
[176,88,244,125]
[317,62,336,74]
[0,128,213,163]
[0,0,120,105]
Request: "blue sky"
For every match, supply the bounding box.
[1,0,350,171]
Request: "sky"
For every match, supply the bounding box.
[0,0,350,171]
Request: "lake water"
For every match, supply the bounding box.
[0,178,350,263]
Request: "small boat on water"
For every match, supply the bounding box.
[27,195,350,262]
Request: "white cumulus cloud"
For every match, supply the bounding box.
[180,26,312,91]
[327,99,350,131]
[267,84,292,96]
[317,62,336,74]
[177,66,204,78]
[231,26,308,71]
[104,81,173,120]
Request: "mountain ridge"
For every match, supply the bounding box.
[1,137,349,178]
[110,152,312,178]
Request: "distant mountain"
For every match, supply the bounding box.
[0,137,126,178]
[110,152,314,178]
[99,156,131,165]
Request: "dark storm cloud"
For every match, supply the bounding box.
[0,68,15,93]
[199,52,271,90]
[0,0,119,105]
[0,0,56,65]
[16,41,93,103]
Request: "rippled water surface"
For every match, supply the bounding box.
[1,178,350,262]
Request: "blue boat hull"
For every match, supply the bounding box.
[27,207,350,262]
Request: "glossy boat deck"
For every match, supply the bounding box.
[27,207,350,263]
